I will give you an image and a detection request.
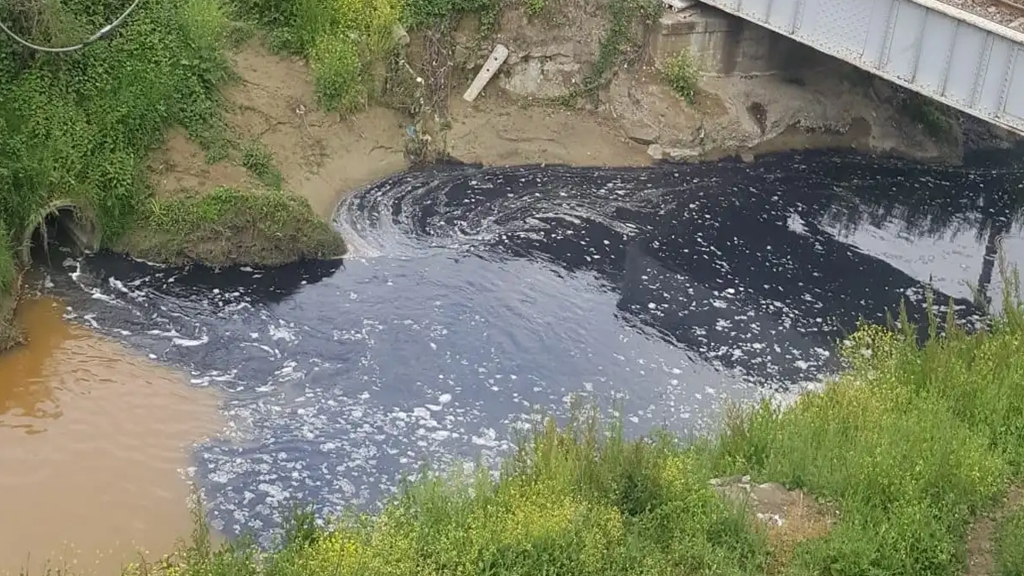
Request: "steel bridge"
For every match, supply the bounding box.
[695,0,1024,135]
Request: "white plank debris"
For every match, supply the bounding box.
[662,0,697,10]
[462,44,509,102]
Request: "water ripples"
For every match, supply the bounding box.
[27,150,1024,541]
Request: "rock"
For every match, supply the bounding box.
[647,144,701,162]
[498,43,585,99]
[500,56,582,99]
[625,122,660,145]
[709,475,834,541]
[666,146,701,162]
[739,151,755,163]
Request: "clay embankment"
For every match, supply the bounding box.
[146,0,1019,227]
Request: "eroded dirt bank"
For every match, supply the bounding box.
[139,3,1020,237]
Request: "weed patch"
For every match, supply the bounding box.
[116,186,346,266]
[0,230,21,352]
[139,417,771,576]
[898,90,955,140]
[0,228,14,298]
[561,0,661,104]
[663,49,699,105]
[704,291,1024,576]
[240,140,283,189]
[524,0,546,16]
[233,0,403,112]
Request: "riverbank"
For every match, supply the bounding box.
[2,0,1018,351]
[105,286,1023,576]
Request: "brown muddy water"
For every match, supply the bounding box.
[0,297,222,576]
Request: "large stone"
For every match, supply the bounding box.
[625,122,660,145]
[666,146,701,162]
[500,56,582,98]
[709,475,834,535]
[498,42,585,99]
[646,143,702,162]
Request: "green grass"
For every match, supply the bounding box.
[0,0,231,238]
[0,225,14,297]
[97,282,1024,576]
[231,0,500,112]
[996,505,1024,576]
[0,0,232,298]
[240,140,283,189]
[0,0,380,311]
[663,49,699,105]
[116,186,346,266]
[232,0,404,112]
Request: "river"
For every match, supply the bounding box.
[2,149,1023,571]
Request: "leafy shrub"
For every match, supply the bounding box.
[233,0,402,112]
[309,34,366,112]
[0,0,230,252]
[663,49,699,105]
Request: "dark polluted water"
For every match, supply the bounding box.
[26,150,1024,542]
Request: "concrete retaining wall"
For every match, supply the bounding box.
[650,4,830,76]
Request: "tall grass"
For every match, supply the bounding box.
[137,417,771,576]
[704,283,1024,575]
[232,0,402,112]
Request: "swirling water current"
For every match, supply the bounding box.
[17,150,1024,544]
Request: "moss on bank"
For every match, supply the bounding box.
[102,285,1024,576]
[117,188,346,266]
